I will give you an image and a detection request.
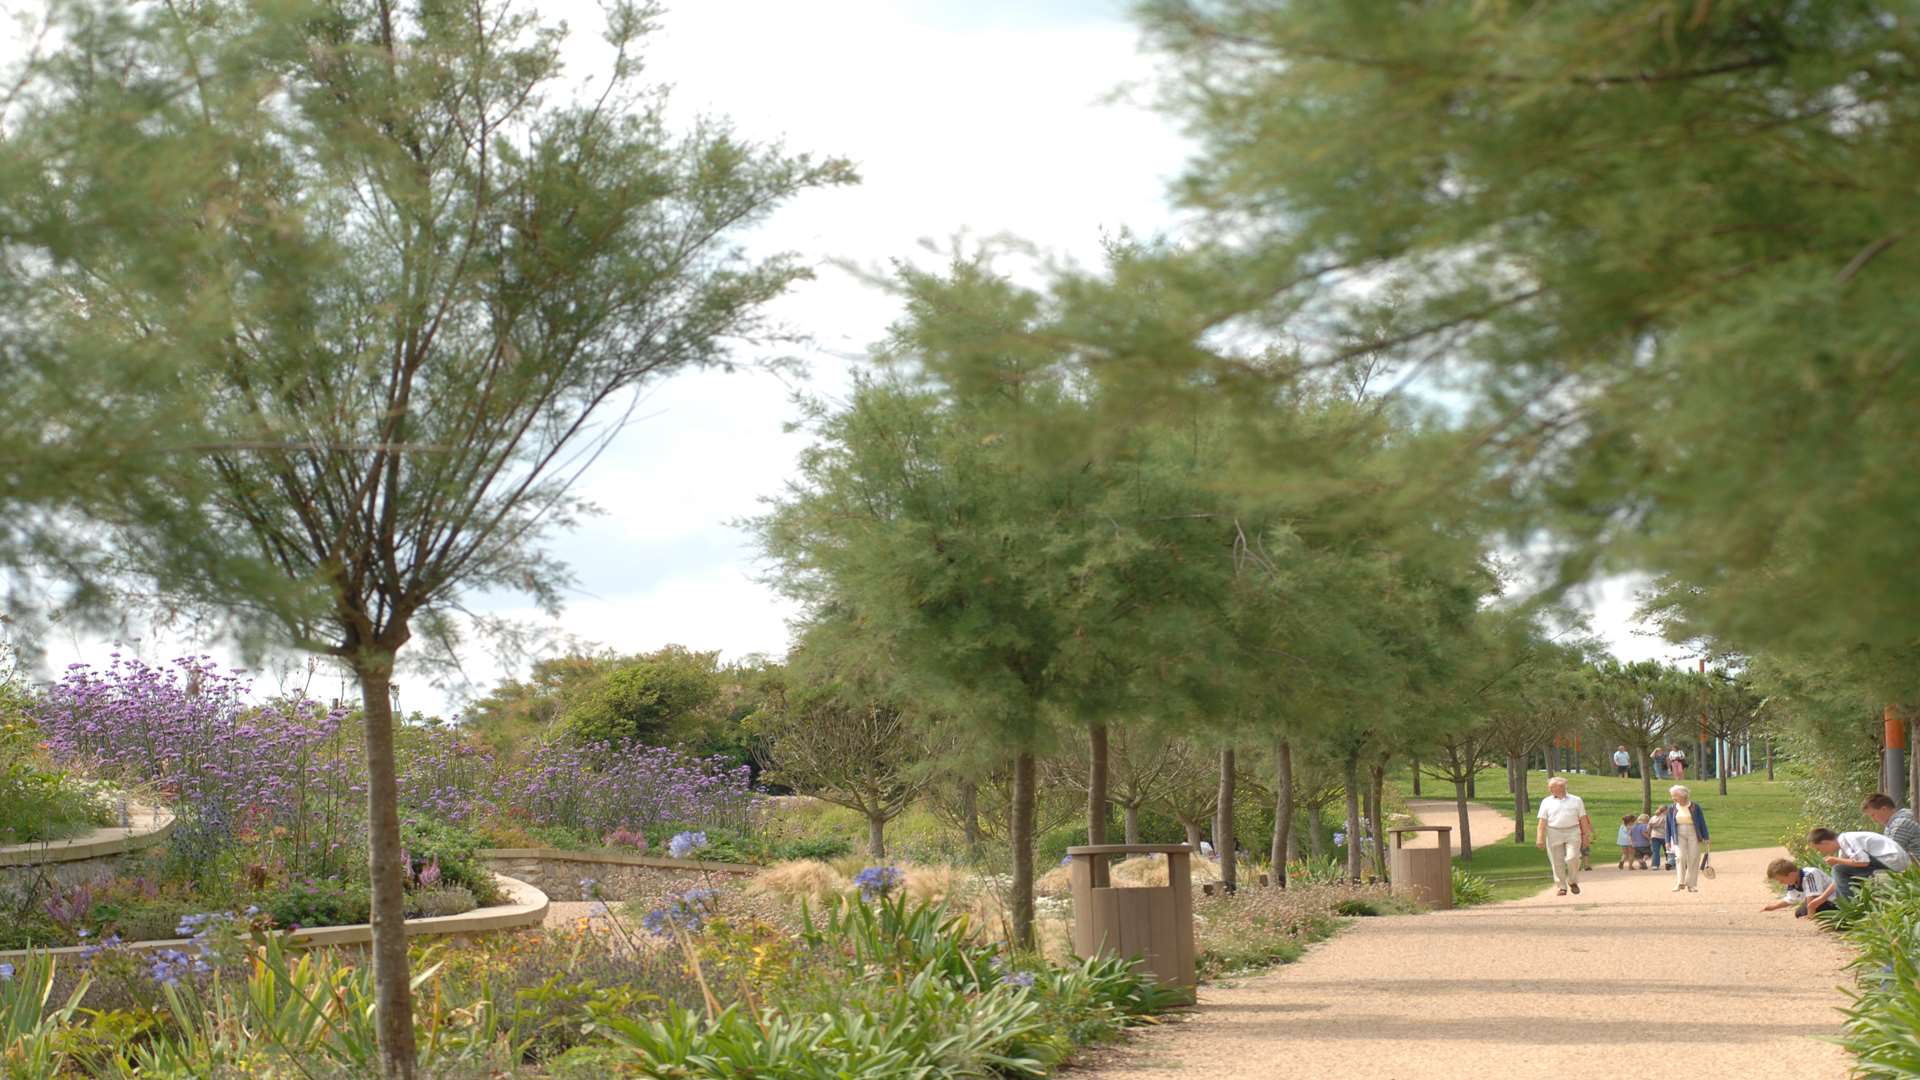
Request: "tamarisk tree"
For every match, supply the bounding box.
[20,2,851,1073]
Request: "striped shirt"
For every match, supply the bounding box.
[1885,808,1920,862]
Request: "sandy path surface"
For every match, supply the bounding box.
[1400,798,1519,853]
[1080,807,1856,1080]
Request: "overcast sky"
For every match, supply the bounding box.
[27,0,1682,712]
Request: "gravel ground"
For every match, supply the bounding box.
[1077,807,1856,1080]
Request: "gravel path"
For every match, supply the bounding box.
[1078,804,1856,1080]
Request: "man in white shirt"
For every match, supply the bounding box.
[1535,776,1594,896]
[1612,746,1631,778]
[1809,827,1914,899]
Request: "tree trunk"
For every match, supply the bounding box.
[1123,802,1141,845]
[1270,739,1294,886]
[1509,754,1527,843]
[1342,756,1363,880]
[1766,735,1775,781]
[1638,748,1653,815]
[355,661,418,1080]
[1308,803,1325,859]
[1718,744,1729,796]
[1466,773,1476,799]
[1181,817,1204,853]
[867,813,887,860]
[1455,778,1472,863]
[961,783,984,859]
[1215,748,1237,893]
[1369,762,1389,881]
[1088,724,1109,846]
[1411,759,1421,796]
[1010,751,1037,948]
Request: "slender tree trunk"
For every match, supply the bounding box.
[1010,751,1037,948]
[1343,756,1363,880]
[1718,743,1730,796]
[1181,817,1204,853]
[867,813,887,860]
[1510,755,1527,843]
[1215,748,1237,893]
[1411,759,1421,796]
[960,782,984,860]
[356,660,417,1080]
[1466,773,1476,799]
[1507,757,1516,793]
[1455,778,1472,863]
[1270,739,1294,886]
[1308,803,1325,859]
[1638,748,1653,815]
[1123,802,1141,845]
[1088,724,1109,846]
[1369,762,1389,881]
[1766,735,1775,781]
[1910,718,1918,807]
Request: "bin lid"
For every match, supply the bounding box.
[1065,844,1194,856]
[1385,825,1452,834]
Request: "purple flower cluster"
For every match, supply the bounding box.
[397,725,495,825]
[35,655,359,867]
[853,865,904,900]
[496,742,755,837]
[641,887,720,936]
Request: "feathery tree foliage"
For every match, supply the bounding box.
[12,2,851,1072]
[1134,0,1920,703]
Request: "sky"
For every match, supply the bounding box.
[24,0,1684,713]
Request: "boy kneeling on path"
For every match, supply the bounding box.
[1760,857,1834,919]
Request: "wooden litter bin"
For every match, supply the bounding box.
[1066,844,1196,1000]
[1387,825,1453,909]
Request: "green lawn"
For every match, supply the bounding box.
[1402,769,1808,902]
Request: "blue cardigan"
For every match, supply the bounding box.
[1660,801,1709,842]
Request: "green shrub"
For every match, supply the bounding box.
[406,885,478,919]
[402,815,503,905]
[1451,867,1496,907]
[264,878,371,929]
[0,721,109,844]
[1829,867,1920,1077]
[770,836,853,861]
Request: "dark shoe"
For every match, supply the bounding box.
[1557,887,1568,896]
[1569,882,1581,895]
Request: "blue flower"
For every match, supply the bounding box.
[667,831,708,860]
[1333,831,1347,847]
[0,962,12,981]
[1002,970,1036,988]
[579,877,600,898]
[853,865,904,900]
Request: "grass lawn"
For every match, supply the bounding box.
[1399,769,1808,903]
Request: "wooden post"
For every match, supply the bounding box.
[1884,705,1909,806]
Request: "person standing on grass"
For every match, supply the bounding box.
[1613,746,1632,778]
[1667,746,1687,780]
[1862,793,1920,862]
[1536,776,1593,896]
[1661,785,1709,893]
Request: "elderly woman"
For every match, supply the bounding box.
[1660,785,1710,892]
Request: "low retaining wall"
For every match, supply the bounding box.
[480,847,756,901]
[0,803,175,892]
[0,872,549,963]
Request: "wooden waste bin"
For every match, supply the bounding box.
[1387,825,1453,909]
[1066,844,1197,1000]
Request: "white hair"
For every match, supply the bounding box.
[1669,785,1691,798]
[1547,775,1568,788]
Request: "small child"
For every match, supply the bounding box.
[1760,857,1835,918]
[1630,814,1652,869]
[1647,808,1670,870]
[1616,814,1637,869]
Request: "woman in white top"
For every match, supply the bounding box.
[1666,746,1687,780]
[1661,785,1710,892]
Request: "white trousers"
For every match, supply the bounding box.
[1545,826,1583,887]
[1672,831,1702,888]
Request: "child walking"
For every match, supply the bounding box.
[1647,806,1670,870]
[1616,814,1638,869]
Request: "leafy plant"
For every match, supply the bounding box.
[1450,867,1495,907]
[0,952,91,1077]
[264,878,371,930]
